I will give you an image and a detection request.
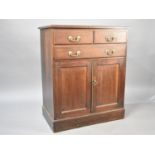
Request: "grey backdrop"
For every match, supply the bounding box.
[0,19,155,134]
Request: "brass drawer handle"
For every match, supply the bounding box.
[68,51,81,57]
[105,36,115,42]
[68,35,81,42]
[105,49,115,56]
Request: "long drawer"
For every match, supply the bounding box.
[54,44,126,60]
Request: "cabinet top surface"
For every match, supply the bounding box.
[39,25,127,30]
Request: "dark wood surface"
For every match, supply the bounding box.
[54,44,126,60]
[54,60,91,118]
[43,106,124,132]
[92,58,126,112]
[40,25,127,132]
[39,25,127,30]
[54,29,93,44]
[40,29,54,118]
[94,29,127,43]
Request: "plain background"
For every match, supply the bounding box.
[0,0,155,154]
[0,19,155,134]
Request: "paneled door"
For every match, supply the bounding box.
[92,58,126,112]
[54,60,91,119]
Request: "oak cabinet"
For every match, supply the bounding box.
[39,25,127,132]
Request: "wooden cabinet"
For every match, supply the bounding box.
[39,25,127,132]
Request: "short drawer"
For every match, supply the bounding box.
[54,29,93,44]
[94,30,127,43]
[54,44,126,60]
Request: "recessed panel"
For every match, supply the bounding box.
[96,64,119,106]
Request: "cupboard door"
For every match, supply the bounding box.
[92,58,126,112]
[54,60,91,119]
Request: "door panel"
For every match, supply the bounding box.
[54,60,91,119]
[96,64,119,105]
[92,58,125,112]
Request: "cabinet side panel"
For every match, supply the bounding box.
[119,57,126,107]
[40,29,54,119]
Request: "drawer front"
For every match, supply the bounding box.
[94,30,127,43]
[54,29,93,44]
[54,44,126,60]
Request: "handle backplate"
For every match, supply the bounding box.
[105,36,115,42]
[68,35,81,42]
[92,79,97,86]
[105,49,115,56]
[68,51,81,57]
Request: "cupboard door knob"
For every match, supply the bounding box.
[68,51,81,57]
[105,49,115,56]
[105,36,115,42]
[92,79,97,86]
[68,35,81,42]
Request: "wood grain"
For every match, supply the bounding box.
[40,25,127,132]
[39,25,127,30]
[94,30,127,43]
[40,29,54,118]
[92,58,126,112]
[54,44,126,60]
[53,108,125,132]
[54,60,91,118]
[54,29,93,44]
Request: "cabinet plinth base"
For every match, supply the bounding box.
[43,106,125,132]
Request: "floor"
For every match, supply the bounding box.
[0,98,155,135]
